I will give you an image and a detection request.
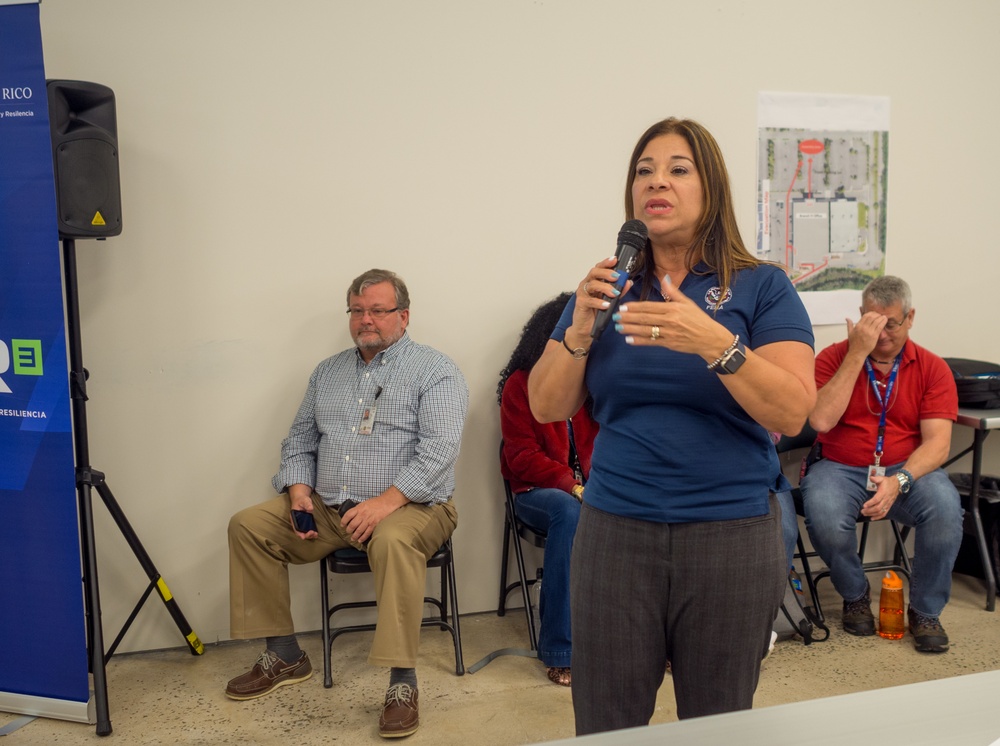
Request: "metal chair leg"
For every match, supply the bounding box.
[320,560,333,688]
[497,516,512,616]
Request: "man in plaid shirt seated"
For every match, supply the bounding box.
[226,268,468,739]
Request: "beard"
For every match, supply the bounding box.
[354,327,403,354]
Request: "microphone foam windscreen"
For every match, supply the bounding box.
[618,219,648,251]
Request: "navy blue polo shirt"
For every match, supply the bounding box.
[553,263,813,523]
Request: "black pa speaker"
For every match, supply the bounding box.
[46,80,123,239]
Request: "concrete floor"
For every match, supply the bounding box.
[2,573,999,745]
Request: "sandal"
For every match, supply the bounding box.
[546,667,571,687]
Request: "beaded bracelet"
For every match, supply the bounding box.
[707,334,740,371]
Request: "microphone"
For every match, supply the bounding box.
[590,219,648,339]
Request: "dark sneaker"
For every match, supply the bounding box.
[842,583,875,636]
[908,608,949,653]
[225,650,312,700]
[379,683,419,738]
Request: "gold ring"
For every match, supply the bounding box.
[650,325,660,340]
[583,282,591,295]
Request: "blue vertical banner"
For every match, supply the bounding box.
[0,0,93,724]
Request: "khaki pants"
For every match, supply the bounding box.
[228,493,457,668]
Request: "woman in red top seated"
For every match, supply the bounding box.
[499,293,598,687]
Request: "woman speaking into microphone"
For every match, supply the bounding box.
[528,117,816,735]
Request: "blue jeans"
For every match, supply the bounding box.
[514,487,581,668]
[800,459,964,617]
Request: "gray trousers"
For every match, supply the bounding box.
[570,496,785,735]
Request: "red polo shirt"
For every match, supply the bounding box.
[815,339,958,467]
[500,368,598,495]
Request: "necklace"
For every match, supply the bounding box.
[869,356,892,365]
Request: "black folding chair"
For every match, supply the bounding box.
[319,539,464,687]
[468,442,546,673]
[776,426,912,623]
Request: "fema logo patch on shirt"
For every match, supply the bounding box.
[704,286,733,310]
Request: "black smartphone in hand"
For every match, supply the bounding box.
[291,509,317,533]
[337,500,368,545]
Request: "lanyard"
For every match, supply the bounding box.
[864,351,901,464]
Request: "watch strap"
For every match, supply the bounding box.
[562,336,588,359]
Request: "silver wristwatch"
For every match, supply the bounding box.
[710,337,747,375]
[895,471,912,495]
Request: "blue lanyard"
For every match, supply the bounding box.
[864,351,902,463]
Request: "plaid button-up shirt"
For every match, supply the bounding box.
[272,333,468,506]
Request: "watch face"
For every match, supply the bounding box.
[722,346,746,374]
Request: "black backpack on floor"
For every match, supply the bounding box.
[943,358,1000,409]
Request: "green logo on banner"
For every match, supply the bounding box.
[0,339,43,392]
[11,339,43,375]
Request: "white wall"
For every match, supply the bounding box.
[36,0,1000,653]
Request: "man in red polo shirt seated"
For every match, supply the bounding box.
[800,275,963,653]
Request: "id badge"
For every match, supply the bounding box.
[359,406,377,435]
[866,464,885,492]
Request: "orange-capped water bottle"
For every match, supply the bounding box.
[878,570,905,640]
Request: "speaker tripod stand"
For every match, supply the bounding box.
[62,238,204,737]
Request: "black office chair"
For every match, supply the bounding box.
[776,426,912,623]
[495,443,546,651]
[319,539,464,688]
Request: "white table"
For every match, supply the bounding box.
[540,670,1000,745]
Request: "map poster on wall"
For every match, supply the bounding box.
[756,91,890,326]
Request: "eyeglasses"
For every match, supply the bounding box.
[862,307,910,331]
[346,307,399,320]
